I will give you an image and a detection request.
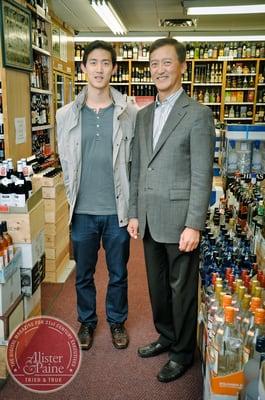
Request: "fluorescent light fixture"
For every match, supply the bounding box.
[173,35,265,42]
[74,36,166,42]
[186,4,265,15]
[90,0,127,35]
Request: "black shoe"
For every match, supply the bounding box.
[77,324,94,351]
[157,360,192,382]
[138,341,170,358]
[110,323,129,349]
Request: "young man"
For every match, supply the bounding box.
[128,38,215,382]
[56,41,137,351]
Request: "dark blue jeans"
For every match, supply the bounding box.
[71,214,130,329]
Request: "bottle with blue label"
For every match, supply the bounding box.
[252,141,262,173]
[237,141,251,174]
[227,140,238,174]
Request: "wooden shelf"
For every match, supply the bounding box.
[203,103,221,105]
[194,83,222,86]
[31,88,52,95]
[224,117,253,120]
[225,87,255,91]
[32,45,50,56]
[32,124,53,132]
[131,82,154,85]
[256,103,265,106]
[225,102,254,105]
[110,82,129,86]
[226,73,256,76]
[258,83,265,86]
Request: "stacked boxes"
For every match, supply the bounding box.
[33,172,70,282]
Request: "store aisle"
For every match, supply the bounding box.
[1,240,203,400]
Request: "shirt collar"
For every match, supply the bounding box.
[155,87,183,107]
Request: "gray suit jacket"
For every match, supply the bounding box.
[129,90,215,243]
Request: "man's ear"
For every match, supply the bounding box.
[81,63,86,73]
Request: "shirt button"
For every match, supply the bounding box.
[96,133,99,136]
[96,124,99,128]
[148,167,152,171]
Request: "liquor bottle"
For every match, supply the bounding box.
[243,308,265,364]
[1,221,13,262]
[211,306,243,376]
[242,336,265,400]
[0,223,8,269]
[252,141,262,173]
[13,161,28,207]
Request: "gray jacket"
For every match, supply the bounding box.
[129,91,215,243]
[56,86,138,226]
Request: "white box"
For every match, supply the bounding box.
[15,229,45,269]
[23,286,41,318]
[0,267,21,315]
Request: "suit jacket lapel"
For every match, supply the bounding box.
[143,103,155,161]
[149,92,189,163]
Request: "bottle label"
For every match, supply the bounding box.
[3,249,8,267]
[0,256,4,269]
[13,194,26,207]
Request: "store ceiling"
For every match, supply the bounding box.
[48,0,265,37]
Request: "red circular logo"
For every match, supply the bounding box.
[7,316,82,393]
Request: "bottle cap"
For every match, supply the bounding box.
[223,294,232,308]
[224,306,235,323]
[250,297,262,312]
[254,308,265,324]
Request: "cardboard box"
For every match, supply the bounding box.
[0,188,42,214]
[204,363,239,400]
[20,254,45,297]
[44,200,68,224]
[45,227,69,259]
[0,249,22,284]
[45,252,69,282]
[23,286,41,319]
[42,182,66,200]
[0,344,8,379]
[45,244,68,272]
[32,170,63,192]
[0,266,21,315]
[45,212,68,235]
[2,200,45,243]
[0,294,24,341]
[15,230,45,269]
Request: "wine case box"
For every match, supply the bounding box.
[32,171,63,191]
[0,187,42,214]
[45,212,68,235]
[42,182,66,200]
[23,286,41,319]
[45,243,69,272]
[45,224,69,249]
[1,200,45,244]
[44,200,68,224]
[0,294,24,341]
[45,251,69,283]
[0,266,21,316]
[45,226,69,259]
[0,344,8,379]
[20,254,45,297]
[15,229,45,269]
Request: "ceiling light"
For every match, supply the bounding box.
[90,0,127,35]
[186,4,265,15]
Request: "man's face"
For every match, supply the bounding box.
[81,48,116,89]
[150,44,186,100]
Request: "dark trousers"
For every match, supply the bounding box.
[71,214,130,329]
[143,225,199,365]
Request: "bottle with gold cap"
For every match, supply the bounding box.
[211,306,243,376]
[243,308,265,364]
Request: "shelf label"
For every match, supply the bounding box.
[15,117,26,144]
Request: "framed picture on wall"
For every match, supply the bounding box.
[0,0,33,71]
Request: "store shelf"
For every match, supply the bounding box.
[30,88,52,95]
[193,83,222,86]
[257,83,265,86]
[226,73,256,76]
[32,124,53,132]
[225,102,254,105]
[110,82,129,86]
[131,82,154,85]
[74,82,87,85]
[256,103,265,105]
[32,45,50,56]
[225,87,255,90]
[182,81,192,84]
[224,117,253,120]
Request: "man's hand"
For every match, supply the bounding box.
[179,227,200,252]
[127,218,139,239]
